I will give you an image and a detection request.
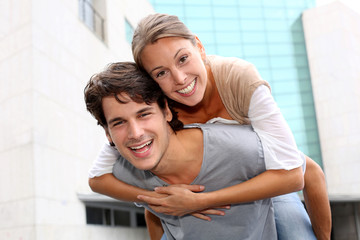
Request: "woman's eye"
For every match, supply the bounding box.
[179,55,188,64]
[156,71,166,78]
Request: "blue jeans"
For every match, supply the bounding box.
[160,192,316,240]
[273,192,316,240]
[160,234,167,240]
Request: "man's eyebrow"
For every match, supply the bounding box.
[108,117,124,125]
[137,106,153,114]
[108,106,154,125]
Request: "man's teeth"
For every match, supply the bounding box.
[177,80,195,94]
[130,140,152,150]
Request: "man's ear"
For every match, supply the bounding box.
[164,99,173,122]
[105,128,115,147]
[195,36,206,60]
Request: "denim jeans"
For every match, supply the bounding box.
[273,192,317,240]
[160,192,316,240]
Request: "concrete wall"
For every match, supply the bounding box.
[303,1,360,196]
[0,0,154,239]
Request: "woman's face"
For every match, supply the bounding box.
[140,37,208,106]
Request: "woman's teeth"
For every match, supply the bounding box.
[177,79,196,94]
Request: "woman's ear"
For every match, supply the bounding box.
[195,36,206,60]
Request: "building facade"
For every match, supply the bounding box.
[0,0,153,239]
[1,0,359,239]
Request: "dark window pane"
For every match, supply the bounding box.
[114,210,130,226]
[86,206,103,225]
[136,212,146,227]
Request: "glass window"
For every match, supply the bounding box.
[79,0,106,41]
[125,19,134,44]
[86,206,103,225]
[114,210,131,227]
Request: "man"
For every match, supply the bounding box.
[84,62,306,240]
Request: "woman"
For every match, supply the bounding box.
[89,13,330,240]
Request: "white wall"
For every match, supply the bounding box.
[303,1,360,195]
[0,0,154,239]
[317,0,360,14]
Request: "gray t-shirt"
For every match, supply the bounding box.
[113,124,277,240]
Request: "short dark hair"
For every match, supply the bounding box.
[84,62,183,131]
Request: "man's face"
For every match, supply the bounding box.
[102,93,172,171]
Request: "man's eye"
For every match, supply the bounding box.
[139,113,151,118]
[113,121,124,127]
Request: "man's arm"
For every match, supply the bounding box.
[303,156,332,240]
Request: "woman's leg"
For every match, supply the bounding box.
[273,192,317,240]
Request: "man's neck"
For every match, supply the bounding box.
[151,128,204,185]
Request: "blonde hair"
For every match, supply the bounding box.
[132,13,196,70]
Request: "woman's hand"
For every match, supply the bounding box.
[137,184,229,220]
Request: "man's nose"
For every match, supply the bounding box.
[128,121,144,139]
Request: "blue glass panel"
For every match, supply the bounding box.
[213,6,239,18]
[268,44,293,56]
[185,6,212,18]
[242,31,267,43]
[263,8,287,20]
[239,7,263,19]
[262,0,286,7]
[186,18,214,31]
[243,44,268,57]
[237,0,263,7]
[213,0,238,5]
[216,32,241,44]
[240,19,265,31]
[214,19,241,31]
[265,20,288,31]
[266,32,292,43]
[184,0,212,5]
[125,19,134,44]
[155,6,184,16]
[217,44,243,57]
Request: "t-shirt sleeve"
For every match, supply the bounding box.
[248,85,304,170]
[88,143,120,178]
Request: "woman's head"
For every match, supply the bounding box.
[132,13,209,107]
[132,13,196,69]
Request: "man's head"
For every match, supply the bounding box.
[84,62,183,130]
[84,62,183,170]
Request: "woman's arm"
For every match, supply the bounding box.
[89,173,162,202]
[303,156,332,240]
[145,209,164,240]
[137,166,304,216]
